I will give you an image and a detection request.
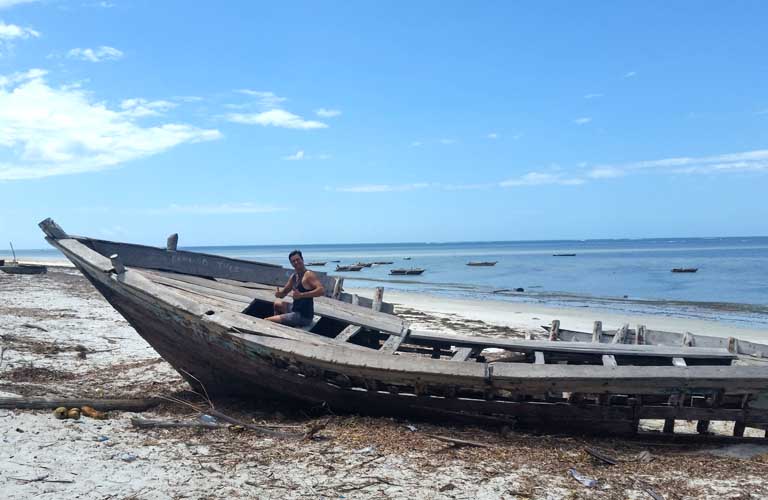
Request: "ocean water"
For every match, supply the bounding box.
[7,237,768,329]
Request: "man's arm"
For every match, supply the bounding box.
[275,274,294,298]
[294,271,325,299]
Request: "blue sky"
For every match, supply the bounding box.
[1,1,767,248]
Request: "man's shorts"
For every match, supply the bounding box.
[276,304,313,327]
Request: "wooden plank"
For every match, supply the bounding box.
[451,347,475,362]
[139,269,409,336]
[336,325,362,342]
[602,354,617,367]
[592,321,602,343]
[672,357,687,367]
[372,287,384,312]
[682,331,695,347]
[548,320,560,341]
[0,396,160,411]
[612,324,629,344]
[407,330,736,360]
[636,324,646,345]
[332,277,344,299]
[534,351,545,364]
[380,333,407,354]
[166,233,178,252]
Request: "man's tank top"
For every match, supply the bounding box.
[292,271,314,319]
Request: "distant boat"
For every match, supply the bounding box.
[390,268,425,276]
[553,253,576,257]
[329,260,341,263]
[403,257,412,260]
[306,262,326,266]
[373,261,394,265]
[467,261,497,267]
[671,268,698,273]
[0,262,47,275]
[353,262,373,268]
[335,265,364,272]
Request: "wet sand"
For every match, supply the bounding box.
[2,268,767,499]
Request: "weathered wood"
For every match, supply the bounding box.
[733,421,746,437]
[549,320,560,341]
[636,324,646,345]
[451,347,475,362]
[131,417,224,429]
[663,419,675,433]
[682,331,695,347]
[110,254,126,274]
[728,337,739,354]
[602,354,617,367]
[38,218,69,239]
[534,351,545,364]
[672,357,687,367]
[592,321,602,343]
[332,278,344,299]
[166,233,178,252]
[612,324,629,344]
[336,325,362,343]
[423,433,491,448]
[0,396,161,411]
[372,287,384,312]
[407,331,736,361]
[380,332,408,354]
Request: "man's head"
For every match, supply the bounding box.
[288,250,304,270]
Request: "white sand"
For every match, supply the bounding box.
[349,287,768,342]
[2,270,767,499]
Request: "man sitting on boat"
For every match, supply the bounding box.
[267,250,325,327]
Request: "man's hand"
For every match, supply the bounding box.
[275,286,285,299]
[292,290,303,300]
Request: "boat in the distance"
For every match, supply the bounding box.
[373,261,394,265]
[389,268,425,276]
[38,217,768,437]
[335,265,363,272]
[553,253,576,257]
[0,262,48,275]
[671,268,698,273]
[306,261,326,266]
[466,261,497,267]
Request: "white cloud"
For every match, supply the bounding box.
[137,203,285,215]
[283,150,305,161]
[315,108,341,118]
[588,149,768,178]
[573,117,592,125]
[237,90,287,109]
[0,21,37,39]
[500,172,584,187]
[487,133,498,139]
[0,0,37,9]
[173,95,203,103]
[67,46,123,62]
[120,98,176,117]
[0,69,221,180]
[584,93,603,99]
[226,109,327,129]
[624,71,637,78]
[334,183,430,193]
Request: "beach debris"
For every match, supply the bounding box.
[131,417,226,430]
[633,450,655,463]
[53,407,68,419]
[568,468,598,487]
[81,405,107,420]
[0,396,162,411]
[585,446,618,465]
[117,452,138,463]
[636,480,665,499]
[355,446,377,455]
[423,433,491,449]
[20,323,49,332]
[66,408,81,420]
[94,435,109,442]
[405,424,417,432]
[199,414,217,425]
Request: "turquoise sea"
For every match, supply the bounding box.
[6,237,768,329]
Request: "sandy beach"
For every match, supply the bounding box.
[2,267,768,499]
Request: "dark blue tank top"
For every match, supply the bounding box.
[292,271,314,319]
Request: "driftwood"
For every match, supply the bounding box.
[423,433,491,448]
[205,409,303,439]
[0,396,161,411]
[131,417,226,430]
[585,447,618,465]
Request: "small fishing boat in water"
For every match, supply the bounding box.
[37,217,768,438]
[671,268,698,273]
[467,261,497,267]
[389,268,425,276]
[335,265,364,272]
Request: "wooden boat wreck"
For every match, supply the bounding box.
[0,262,48,275]
[467,261,498,267]
[389,268,425,276]
[39,218,768,437]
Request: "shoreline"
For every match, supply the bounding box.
[349,286,768,342]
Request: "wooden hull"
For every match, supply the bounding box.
[0,264,47,275]
[39,218,768,436]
